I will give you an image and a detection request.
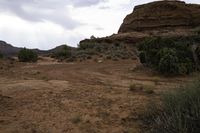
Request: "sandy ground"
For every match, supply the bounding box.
[0,58,198,133]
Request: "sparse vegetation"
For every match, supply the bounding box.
[129,84,138,92]
[0,52,3,59]
[196,46,200,62]
[139,51,146,64]
[57,41,135,62]
[137,37,198,75]
[158,48,179,75]
[54,45,72,60]
[142,85,155,94]
[71,115,82,124]
[129,83,154,94]
[18,48,38,62]
[141,80,200,133]
[41,76,49,81]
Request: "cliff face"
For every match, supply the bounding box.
[118,1,200,33]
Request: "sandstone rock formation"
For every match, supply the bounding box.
[118,0,200,33]
[80,1,200,47]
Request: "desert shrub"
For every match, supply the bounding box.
[139,51,146,63]
[0,53,3,59]
[66,57,76,62]
[158,48,179,75]
[137,37,196,75]
[196,46,200,62]
[114,42,120,47]
[179,58,194,74]
[142,85,155,94]
[87,56,92,59]
[141,80,200,133]
[104,39,113,43]
[79,42,105,54]
[18,48,38,62]
[194,27,200,35]
[78,42,95,50]
[129,84,138,92]
[71,115,82,124]
[75,49,97,57]
[112,57,119,61]
[129,83,154,94]
[55,45,71,59]
[106,55,112,60]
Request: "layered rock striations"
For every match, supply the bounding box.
[119,1,200,33]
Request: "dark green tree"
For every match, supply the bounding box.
[55,45,72,59]
[18,48,38,62]
[139,51,146,63]
[0,52,3,59]
[196,46,200,62]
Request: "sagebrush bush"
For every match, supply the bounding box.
[18,48,38,62]
[142,80,200,133]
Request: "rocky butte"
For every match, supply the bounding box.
[119,0,200,33]
[81,0,200,44]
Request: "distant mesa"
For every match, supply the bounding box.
[0,41,48,57]
[0,41,20,57]
[0,41,75,57]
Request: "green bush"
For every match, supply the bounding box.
[55,45,72,59]
[142,80,200,133]
[137,37,196,75]
[196,46,200,62]
[18,48,38,62]
[138,37,176,68]
[158,49,179,75]
[0,52,3,59]
[179,58,194,74]
[139,51,146,63]
[78,42,95,50]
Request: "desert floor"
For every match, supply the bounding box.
[0,57,198,133]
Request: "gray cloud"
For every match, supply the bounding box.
[0,0,106,29]
[72,0,106,7]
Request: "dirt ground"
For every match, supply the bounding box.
[0,57,198,133]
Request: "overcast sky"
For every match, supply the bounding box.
[0,0,200,50]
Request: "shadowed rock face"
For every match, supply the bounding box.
[118,1,200,33]
[0,41,20,56]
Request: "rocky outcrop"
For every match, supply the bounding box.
[118,0,200,33]
[80,1,200,47]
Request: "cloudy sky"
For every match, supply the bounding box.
[0,0,200,50]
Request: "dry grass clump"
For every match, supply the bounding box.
[129,83,154,94]
[141,80,200,133]
[71,114,82,124]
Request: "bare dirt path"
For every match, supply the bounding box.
[0,59,197,133]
